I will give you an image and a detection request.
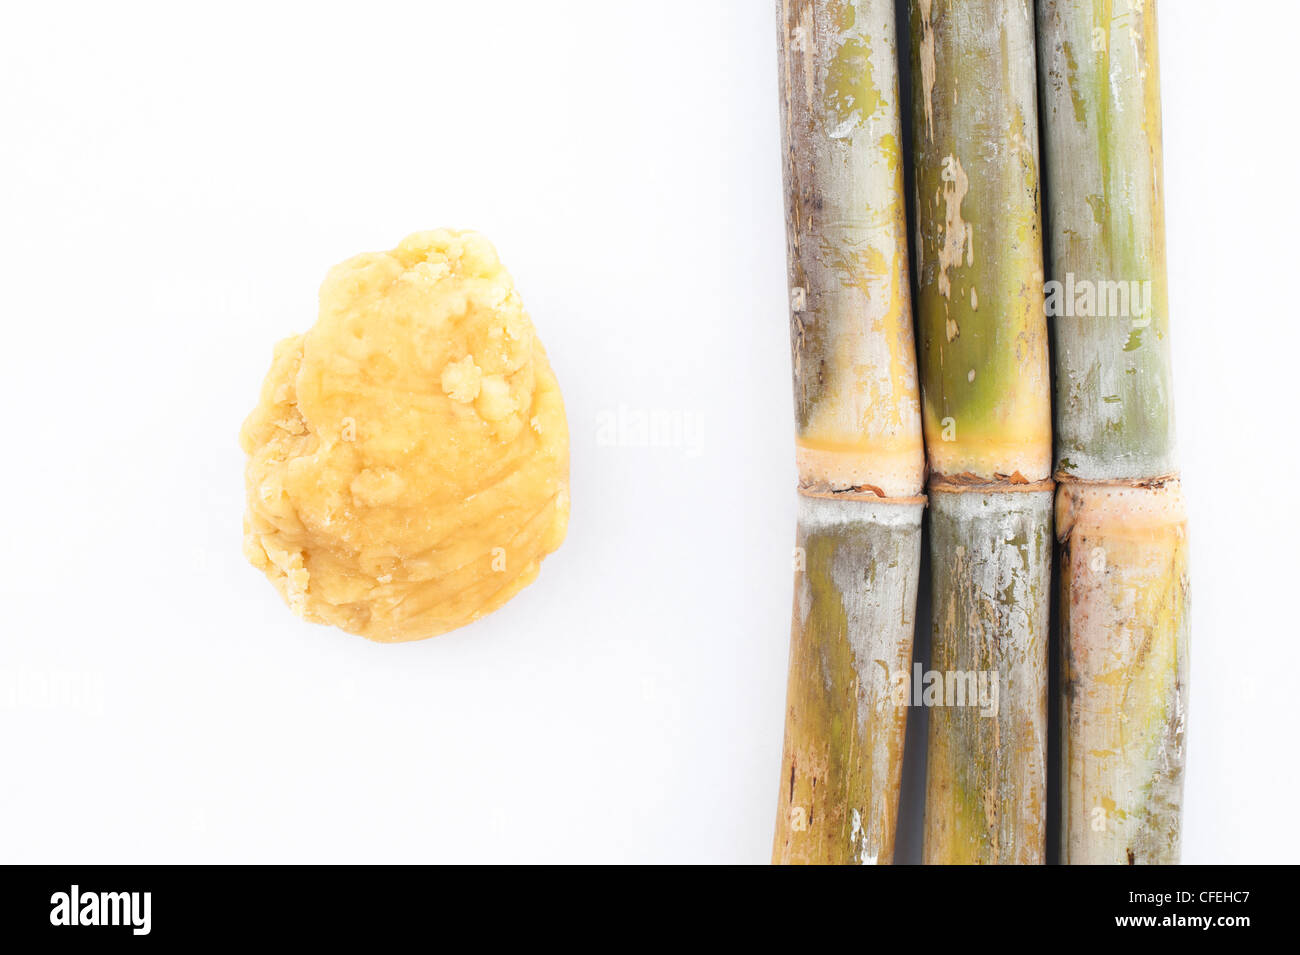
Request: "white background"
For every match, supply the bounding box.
[1,0,1294,864]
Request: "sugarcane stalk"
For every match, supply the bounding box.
[1037,0,1189,864]
[772,0,925,865]
[908,0,1053,864]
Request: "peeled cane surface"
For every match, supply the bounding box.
[241,231,570,642]
[779,0,923,497]
[1037,0,1175,480]
[923,491,1051,864]
[1058,483,1188,864]
[774,496,923,865]
[908,0,1052,483]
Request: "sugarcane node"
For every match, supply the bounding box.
[928,471,1055,494]
[1053,472,1180,488]
[796,483,928,506]
[1054,479,1187,544]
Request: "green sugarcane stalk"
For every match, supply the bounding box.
[908,0,1053,864]
[1037,0,1189,865]
[772,0,926,865]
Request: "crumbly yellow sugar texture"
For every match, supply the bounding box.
[240,230,569,642]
